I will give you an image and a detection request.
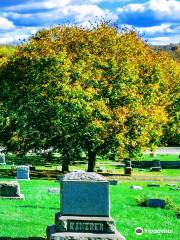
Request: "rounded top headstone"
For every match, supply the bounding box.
[16,165,29,170]
[63,172,107,181]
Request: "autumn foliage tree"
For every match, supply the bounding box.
[0,24,179,171]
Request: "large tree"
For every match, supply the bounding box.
[0,24,178,171]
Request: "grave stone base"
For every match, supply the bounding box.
[0,194,24,200]
[47,214,125,240]
[49,231,125,240]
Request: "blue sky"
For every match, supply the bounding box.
[0,0,180,45]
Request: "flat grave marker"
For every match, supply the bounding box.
[147,199,165,209]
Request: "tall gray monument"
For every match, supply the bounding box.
[47,172,125,240]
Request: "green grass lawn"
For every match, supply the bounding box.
[0,179,179,240]
[141,154,179,161]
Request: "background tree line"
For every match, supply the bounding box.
[0,24,179,172]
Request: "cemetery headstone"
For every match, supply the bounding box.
[0,181,24,199]
[131,185,143,190]
[97,166,105,173]
[147,183,160,187]
[147,199,165,209]
[0,153,6,165]
[170,187,180,191]
[46,172,125,240]
[109,180,119,185]
[150,159,162,172]
[16,166,30,180]
[124,160,131,175]
[167,183,177,187]
[124,159,132,175]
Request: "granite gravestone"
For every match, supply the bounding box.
[47,172,125,240]
[150,160,162,172]
[16,166,30,180]
[0,181,24,199]
[124,160,132,175]
[0,154,6,165]
[147,199,165,209]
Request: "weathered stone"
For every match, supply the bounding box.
[130,186,143,190]
[49,230,125,240]
[109,180,119,186]
[97,167,105,173]
[150,160,162,172]
[47,172,125,240]
[0,181,24,199]
[147,199,165,208]
[55,215,115,234]
[150,167,161,172]
[61,172,109,217]
[16,165,30,180]
[63,172,106,181]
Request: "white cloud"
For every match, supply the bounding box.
[3,0,71,11]
[3,0,104,12]
[117,0,180,24]
[3,4,117,27]
[0,26,40,44]
[0,16,15,30]
[137,24,173,35]
[148,35,180,45]
[67,4,117,23]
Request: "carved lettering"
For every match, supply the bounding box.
[75,223,79,231]
[94,223,98,231]
[68,221,104,232]
[69,222,74,231]
[84,223,89,231]
[89,223,94,231]
[99,223,104,231]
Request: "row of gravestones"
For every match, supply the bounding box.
[0,170,126,239]
[1,170,179,239]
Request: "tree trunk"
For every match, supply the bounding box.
[62,158,69,172]
[87,150,96,172]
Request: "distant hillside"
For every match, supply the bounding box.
[152,43,180,62]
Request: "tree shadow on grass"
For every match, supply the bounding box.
[0,238,45,240]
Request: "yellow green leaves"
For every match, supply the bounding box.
[0,23,179,163]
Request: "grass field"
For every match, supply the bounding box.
[0,179,179,240]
